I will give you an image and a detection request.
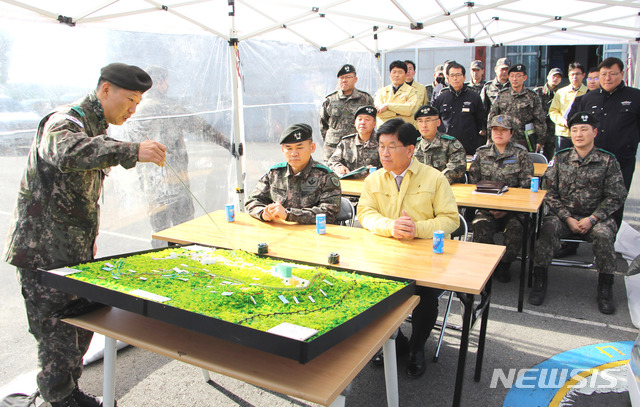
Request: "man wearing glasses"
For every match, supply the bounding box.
[488,64,546,152]
[569,57,640,206]
[433,61,487,154]
[320,64,374,160]
[358,118,459,378]
[549,62,588,152]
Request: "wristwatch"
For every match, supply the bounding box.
[589,216,597,225]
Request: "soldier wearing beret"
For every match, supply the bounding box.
[327,105,381,179]
[468,114,534,283]
[2,62,166,406]
[488,63,547,152]
[320,64,374,160]
[246,123,341,224]
[529,112,627,314]
[413,105,466,184]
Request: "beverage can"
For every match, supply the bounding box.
[369,167,377,174]
[433,230,445,254]
[530,177,539,192]
[316,214,326,235]
[225,204,235,222]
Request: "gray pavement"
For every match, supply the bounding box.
[0,143,638,407]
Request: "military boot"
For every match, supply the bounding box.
[597,273,616,314]
[528,266,547,306]
[495,261,512,283]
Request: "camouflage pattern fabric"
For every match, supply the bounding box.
[488,88,547,150]
[245,158,341,224]
[466,80,486,94]
[327,132,381,179]
[413,131,466,184]
[480,79,509,115]
[468,141,534,263]
[533,83,557,152]
[425,84,434,106]
[320,88,374,159]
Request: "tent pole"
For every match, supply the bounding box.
[228,2,246,211]
[635,41,640,89]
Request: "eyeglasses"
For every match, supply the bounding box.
[587,77,600,81]
[378,144,402,153]
[417,118,439,123]
[599,71,621,78]
[509,73,525,79]
[448,73,464,78]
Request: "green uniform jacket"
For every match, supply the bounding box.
[327,132,381,178]
[320,88,374,148]
[413,131,466,184]
[488,87,547,149]
[468,141,533,188]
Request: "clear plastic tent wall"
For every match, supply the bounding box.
[0,18,378,255]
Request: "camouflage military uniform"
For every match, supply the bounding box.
[425,84,434,106]
[466,79,486,94]
[327,132,381,179]
[480,79,509,116]
[533,83,558,160]
[488,87,547,151]
[534,147,627,273]
[245,158,341,224]
[320,88,374,159]
[2,92,141,402]
[126,91,231,247]
[413,131,466,184]
[468,141,534,263]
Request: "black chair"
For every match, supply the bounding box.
[335,197,356,227]
[528,152,549,164]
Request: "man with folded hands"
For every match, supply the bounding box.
[468,114,533,283]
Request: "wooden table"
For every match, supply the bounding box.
[451,184,547,313]
[154,211,505,406]
[467,161,548,177]
[65,297,418,407]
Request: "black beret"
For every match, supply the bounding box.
[568,112,598,128]
[337,64,356,77]
[354,105,376,120]
[280,123,313,144]
[100,63,152,92]
[508,64,527,75]
[414,105,440,119]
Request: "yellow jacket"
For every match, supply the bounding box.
[357,160,459,238]
[374,83,419,126]
[549,84,588,138]
[408,80,428,107]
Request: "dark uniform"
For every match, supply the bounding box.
[433,84,487,154]
[327,132,381,179]
[534,82,559,160]
[488,87,547,151]
[414,131,466,184]
[320,88,374,159]
[468,141,534,275]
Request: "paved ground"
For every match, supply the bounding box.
[0,143,638,407]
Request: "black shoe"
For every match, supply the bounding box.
[495,262,511,283]
[597,274,616,315]
[406,350,426,378]
[370,332,410,366]
[528,267,548,306]
[51,387,114,407]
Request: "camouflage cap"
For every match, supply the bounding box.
[508,64,527,75]
[354,105,376,120]
[280,123,313,144]
[414,105,440,119]
[489,114,513,129]
[100,63,152,92]
[568,112,598,128]
[434,64,444,74]
[548,67,563,77]
[471,60,484,70]
[337,64,356,77]
[495,57,511,69]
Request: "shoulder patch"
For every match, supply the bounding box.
[70,105,85,118]
[554,147,571,156]
[331,176,340,187]
[64,114,84,129]
[313,163,333,173]
[269,162,287,170]
[325,90,338,98]
[441,134,455,141]
[597,148,616,157]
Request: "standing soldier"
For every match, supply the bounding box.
[488,64,546,152]
[320,64,374,160]
[413,105,466,184]
[534,67,563,160]
[328,105,381,179]
[468,115,534,283]
[529,113,627,314]
[467,60,486,94]
[480,57,511,114]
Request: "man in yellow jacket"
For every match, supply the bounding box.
[548,61,588,150]
[374,60,419,127]
[358,118,459,379]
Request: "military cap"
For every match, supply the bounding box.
[337,64,356,77]
[489,114,513,129]
[414,105,440,119]
[568,112,598,128]
[495,57,511,69]
[548,67,563,77]
[354,105,376,120]
[434,64,444,74]
[471,60,484,70]
[280,123,313,144]
[100,63,152,92]
[508,64,527,75]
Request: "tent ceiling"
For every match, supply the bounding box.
[1,0,639,52]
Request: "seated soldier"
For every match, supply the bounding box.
[468,115,534,283]
[245,123,341,224]
[529,112,627,314]
[357,118,459,378]
[327,105,381,179]
[413,105,466,184]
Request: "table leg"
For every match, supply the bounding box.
[518,214,529,313]
[383,337,399,407]
[329,394,346,407]
[453,293,473,407]
[103,336,117,407]
[201,368,211,382]
[528,212,538,288]
[474,280,491,382]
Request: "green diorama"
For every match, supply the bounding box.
[67,246,408,341]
